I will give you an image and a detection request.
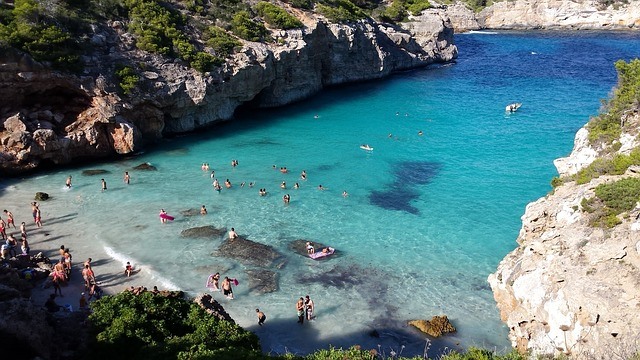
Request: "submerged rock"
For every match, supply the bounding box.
[297,264,365,288]
[245,269,278,294]
[216,237,284,268]
[82,169,109,176]
[288,239,328,257]
[408,315,456,337]
[34,192,49,201]
[180,208,200,217]
[133,162,157,171]
[181,225,226,238]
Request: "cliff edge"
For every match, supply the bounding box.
[488,106,640,356]
[0,7,456,176]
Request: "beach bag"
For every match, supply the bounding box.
[233,278,239,286]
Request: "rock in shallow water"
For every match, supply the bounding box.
[133,162,157,171]
[181,225,226,238]
[245,269,279,294]
[216,237,285,268]
[81,169,109,176]
[34,192,49,201]
[408,315,456,337]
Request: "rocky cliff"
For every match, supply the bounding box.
[442,0,640,32]
[488,110,640,358]
[0,9,456,176]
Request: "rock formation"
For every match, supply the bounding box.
[408,315,456,337]
[0,10,457,176]
[488,111,640,358]
[441,0,640,32]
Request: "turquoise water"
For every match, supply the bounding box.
[3,31,640,357]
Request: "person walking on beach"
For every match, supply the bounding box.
[0,217,6,240]
[305,295,315,321]
[3,210,16,229]
[296,297,305,324]
[101,178,107,191]
[66,176,72,188]
[256,308,266,326]
[35,207,42,228]
[20,222,27,239]
[82,263,95,290]
[31,202,38,222]
[124,172,130,184]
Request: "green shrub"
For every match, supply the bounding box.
[86,291,261,360]
[380,0,407,22]
[316,0,368,23]
[571,147,640,184]
[115,65,139,95]
[551,176,564,188]
[581,197,596,213]
[204,26,241,57]
[406,0,432,15]
[231,10,269,42]
[0,0,81,69]
[285,0,315,9]
[594,177,640,214]
[255,1,304,29]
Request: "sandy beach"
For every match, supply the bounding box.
[5,191,166,310]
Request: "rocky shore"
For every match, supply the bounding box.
[0,9,456,176]
[443,0,640,32]
[488,110,640,358]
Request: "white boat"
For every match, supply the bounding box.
[360,144,373,151]
[505,103,522,113]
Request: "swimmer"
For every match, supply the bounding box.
[418,130,423,136]
[225,179,232,188]
[293,182,299,189]
[300,170,307,180]
[200,205,207,215]
[283,194,290,204]
[101,178,107,191]
[204,163,210,171]
[342,190,349,197]
[249,182,255,188]
[240,182,245,188]
[259,188,267,196]
[280,167,288,173]
[313,114,319,119]
[317,184,325,191]
[123,171,130,184]
[210,170,215,179]
[65,176,72,188]
[280,181,286,189]
[160,209,167,224]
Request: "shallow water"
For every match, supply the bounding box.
[3,30,640,357]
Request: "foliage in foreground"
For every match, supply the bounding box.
[587,59,640,145]
[255,1,304,30]
[86,291,261,360]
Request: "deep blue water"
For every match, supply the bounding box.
[2,30,640,357]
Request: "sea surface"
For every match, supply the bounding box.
[3,30,640,357]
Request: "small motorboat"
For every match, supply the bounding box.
[505,103,522,113]
[360,144,374,151]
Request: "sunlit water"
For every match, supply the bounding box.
[2,31,640,357]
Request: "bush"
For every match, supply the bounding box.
[115,65,139,95]
[231,10,269,42]
[204,26,241,57]
[571,147,640,184]
[285,0,315,9]
[86,291,262,360]
[316,0,368,23]
[594,177,640,214]
[255,1,304,29]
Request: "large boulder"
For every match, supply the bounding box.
[408,315,456,337]
[245,269,279,294]
[34,192,49,201]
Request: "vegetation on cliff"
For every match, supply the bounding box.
[551,59,640,189]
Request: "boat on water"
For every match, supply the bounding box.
[505,103,522,113]
[360,144,373,151]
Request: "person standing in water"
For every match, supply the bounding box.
[256,308,266,326]
[305,295,315,320]
[296,297,305,324]
[123,172,130,184]
[228,227,238,239]
[101,179,107,191]
[66,176,72,188]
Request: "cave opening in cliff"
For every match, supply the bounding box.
[22,86,91,129]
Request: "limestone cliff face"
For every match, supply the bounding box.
[0,12,456,176]
[488,111,640,358]
[443,0,640,32]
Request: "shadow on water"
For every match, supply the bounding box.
[369,161,442,215]
[247,315,467,359]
